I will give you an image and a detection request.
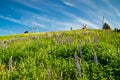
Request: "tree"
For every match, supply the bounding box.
[24,31,29,33]
[114,28,120,32]
[103,23,111,29]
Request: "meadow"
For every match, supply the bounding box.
[0,29,120,80]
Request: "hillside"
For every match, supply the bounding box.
[0,29,120,80]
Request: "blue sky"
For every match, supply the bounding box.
[0,0,120,35]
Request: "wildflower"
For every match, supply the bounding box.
[80,49,82,58]
[93,36,98,51]
[9,56,13,73]
[48,69,52,80]
[93,35,98,45]
[56,34,61,45]
[78,44,82,58]
[74,52,82,77]
[94,53,98,65]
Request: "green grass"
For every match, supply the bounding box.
[0,29,120,80]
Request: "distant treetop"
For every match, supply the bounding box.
[24,31,29,33]
[103,23,111,29]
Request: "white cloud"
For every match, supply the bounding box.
[104,0,120,16]
[0,15,22,24]
[63,1,74,7]
[14,0,50,13]
[31,22,46,28]
[61,12,100,29]
[0,15,47,29]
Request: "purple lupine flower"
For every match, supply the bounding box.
[93,36,98,51]
[78,43,82,58]
[74,52,82,77]
[80,48,82,58]
[9,56,13,73]
[48,69,52,80]
[94,53,98,65]
[56,34,61,45]
[78,39,82,57]
[93,35,98,45]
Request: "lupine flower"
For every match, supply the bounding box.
[48,69,52,80]
[94,53,98,65]
[93,36,98,51]
[56,34,61,45]
[74,52,82,77]
[78,39,82,57]
[78,43,82,58]
[80,49,82,58]
[93,35,98,45]
[9,56,13,73]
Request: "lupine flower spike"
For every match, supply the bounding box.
[94,53,98,65]
[48,69,52,80]
[74,52,82,77]
[9,56,13,73]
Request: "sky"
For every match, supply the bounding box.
[0,0,120,36]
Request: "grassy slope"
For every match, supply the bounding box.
[0,29,120,80]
